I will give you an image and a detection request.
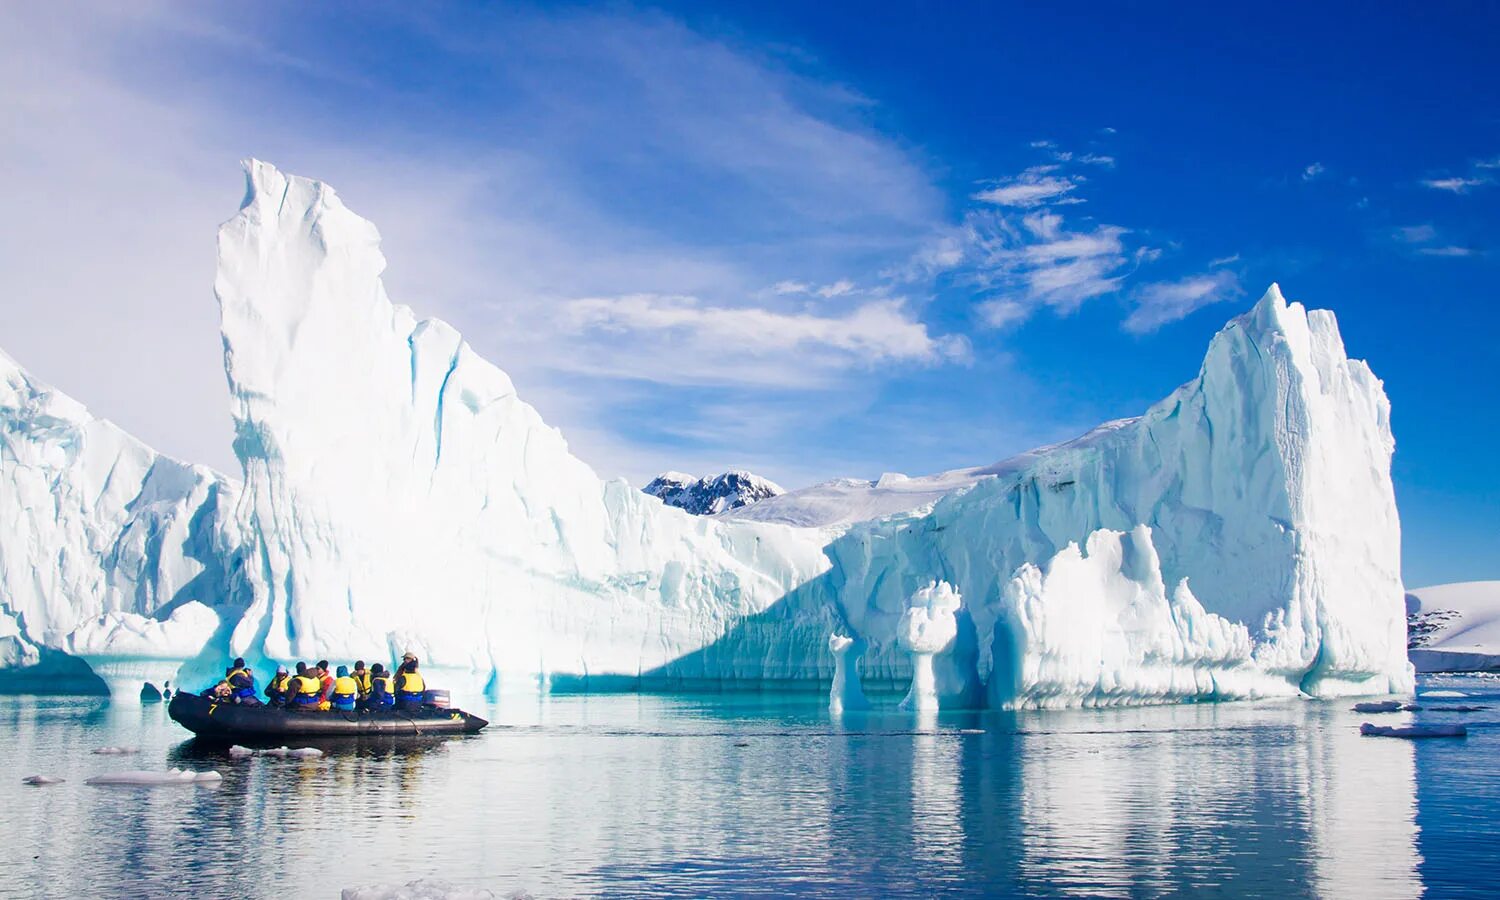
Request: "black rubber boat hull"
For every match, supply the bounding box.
[168,692,488,739]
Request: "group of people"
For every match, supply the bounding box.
[210,653,428,713]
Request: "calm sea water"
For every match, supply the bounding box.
[3,676,1498,899]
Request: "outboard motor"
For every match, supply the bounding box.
[422,689,451,709]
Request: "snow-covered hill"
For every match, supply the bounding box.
[1407,582,1500,672]
[643,470,783,515]
[719,421,1136,529]
[0,160,1416,706]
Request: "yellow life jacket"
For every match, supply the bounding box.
[268,674,292,693]
[332,675,358,699]
[396,671,425,695]
[296,674,321,696]
[353,670,372,695]
[372,675,394,694]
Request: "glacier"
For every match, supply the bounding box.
[0,159,1415,706]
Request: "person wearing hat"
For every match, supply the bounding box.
[315,659,334,711]
[364,663,394,711]
[330,665,359,711]
[226,658,260,706]
[265,666,294,707]
[351,660,372,700]
[292,662,322,708]
[394,652,426,711]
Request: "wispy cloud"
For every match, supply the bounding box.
[1391,223,1480,258]
[1208,253,1241,267]
[1124,270,1242,334]
[555,294,970,392]
[973,166,1084,208]
[1422,175,1490,193]
[1302,162,1326,181]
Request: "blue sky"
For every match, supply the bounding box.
[0,3,1494,585]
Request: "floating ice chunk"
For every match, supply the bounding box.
[228,745,255,758]
[340,879,500,900]
[1421,690,1468,698]
[1430,704,1488,712]
[1359,723,1467,739]
[827,633,871,714]
[92,746,139,755]
[260,746,323,758]
[898,581,961,712]
[85,768,222,785]
[22,775,64,785]
[1353,700,1418,713]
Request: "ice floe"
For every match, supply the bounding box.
[1359,723,1467,739]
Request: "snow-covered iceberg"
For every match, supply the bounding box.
[0,160,1415,707]
[0,348,247,699]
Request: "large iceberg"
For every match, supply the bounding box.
[0,348,247,697]
[0,160,1414,706]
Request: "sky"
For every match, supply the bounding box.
[0,2,1495,586]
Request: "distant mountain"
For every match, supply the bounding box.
[1406,582,1500,672]
[643,470,785,516]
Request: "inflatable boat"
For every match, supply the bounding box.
[168,691,488,739]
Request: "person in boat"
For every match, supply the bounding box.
[351,660,372,701]
[209,669,234,701]
[226,659,261,706]
[364,663,394,711]
[394,653,426,711]
[315,660,334,711]
[265,666,294,707]
[330,665,359,711]
[292,662,322,709]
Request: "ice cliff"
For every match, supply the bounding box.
[0,160,1415,706]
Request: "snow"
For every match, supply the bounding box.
[1406,581,1500,672]
[0,160,1415,710]
[1359,723,1467,739]
[84,769,223,785]
[1421,690,1469,698]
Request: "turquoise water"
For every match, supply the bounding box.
[3,676,1497,898]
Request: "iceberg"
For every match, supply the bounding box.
[0,160,1414,708]
[0,347,247,700]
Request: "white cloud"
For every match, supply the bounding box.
[772,280,812,294]
[816,279,856,298]
[1418,246,1477,257]
[1208,253,1241,267]
[1078,153,1115,167]
[563,294,968,377]
[1124,270,1241,334]
[1422,176,1489,193]
[973,166,1084,208]
[0,2,964,487]
[1302,162,1326,181]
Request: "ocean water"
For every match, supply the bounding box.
[3,676,1497,899]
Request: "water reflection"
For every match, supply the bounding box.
[0,691,1445,898]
